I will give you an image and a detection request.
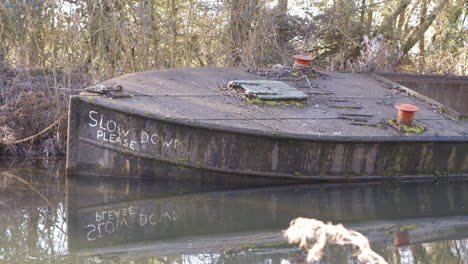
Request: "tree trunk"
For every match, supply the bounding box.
[170,0,178,68]
[380,0,411,38]
[228,0,258,66]
[418,0,428,72]
[402,0,421,36]
[228,0,244,65]
[149,1,160,68]
[365,0,374,34]
[402,0,449,55]
[360,0,366,24]
[275,0,289,49]
[277,0,287,12]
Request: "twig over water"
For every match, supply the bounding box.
[1,171,55,208]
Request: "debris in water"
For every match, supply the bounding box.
[284,217,388,264]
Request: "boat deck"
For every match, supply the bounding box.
[89,67,467,138]
[68,67,467,180]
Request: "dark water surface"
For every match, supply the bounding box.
[1,159,468,264]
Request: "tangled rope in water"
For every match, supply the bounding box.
[284,217,388,264]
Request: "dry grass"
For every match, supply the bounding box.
[330,35,403,72]
[0,62,91,156]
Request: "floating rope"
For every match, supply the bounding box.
[0,113,67,145]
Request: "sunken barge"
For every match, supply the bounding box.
[66,67,468,182]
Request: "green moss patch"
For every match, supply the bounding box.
[246,97,309,107]
[386,118,425,134]
[177,165,187,171]
[173,158,189,162]
[399,224,420,232]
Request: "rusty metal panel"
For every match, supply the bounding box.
[233,80,308,100]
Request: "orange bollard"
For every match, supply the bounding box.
[393,230,410,247]
[292,55,313,65]
[395,103,420,126]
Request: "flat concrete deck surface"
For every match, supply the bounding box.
[89,67,467,137]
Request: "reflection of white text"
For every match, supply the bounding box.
[139,210,177,226]
[85,206,136,241]
[84,206,177,241]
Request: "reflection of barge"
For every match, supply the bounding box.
[67,175,468,254]
[66,68,468,181]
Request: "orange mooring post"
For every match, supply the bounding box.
[393,230,410,247]
[395,103,420,126]
[292,54,313,66]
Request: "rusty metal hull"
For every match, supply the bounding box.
[66,96,468,181]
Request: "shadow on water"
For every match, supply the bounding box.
[1,159,468,263]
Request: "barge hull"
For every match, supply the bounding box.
[66,96,468,181]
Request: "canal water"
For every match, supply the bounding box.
[1,159,468,264]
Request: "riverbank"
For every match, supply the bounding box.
[0,63,91,157]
